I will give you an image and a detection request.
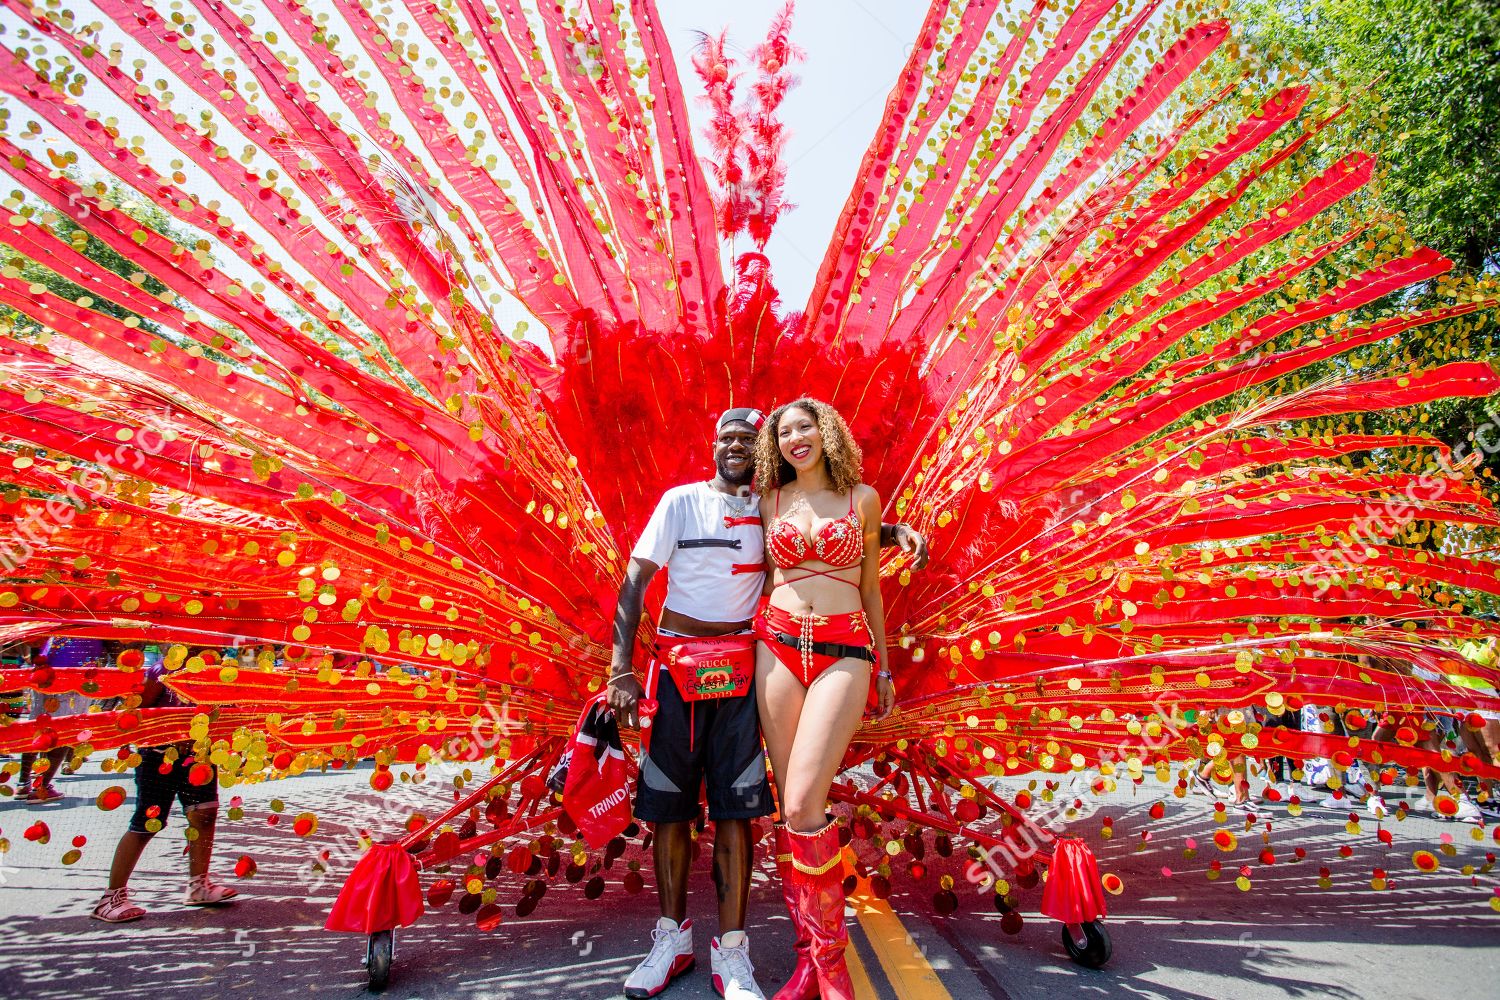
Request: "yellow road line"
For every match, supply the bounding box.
[845,932,881,999]
[846,867,954,1000]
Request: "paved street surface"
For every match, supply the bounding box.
[2,759,1498,999]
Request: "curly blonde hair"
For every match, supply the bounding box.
[754,397,863,495]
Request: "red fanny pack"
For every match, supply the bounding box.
[657,636,755,701]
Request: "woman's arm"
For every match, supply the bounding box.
[858,485,894,718]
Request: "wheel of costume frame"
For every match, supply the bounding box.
[1061,921,1111,969]
[366,930,393,991]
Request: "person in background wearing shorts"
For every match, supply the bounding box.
[91,645,238,922]
[17,637,101,801]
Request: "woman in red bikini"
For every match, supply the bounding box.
[751,397,894,1000]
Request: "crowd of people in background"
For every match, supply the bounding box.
[1189,644,1500,823]
[2,631,1497,939]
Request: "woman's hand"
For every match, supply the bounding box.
[874,671,896,719]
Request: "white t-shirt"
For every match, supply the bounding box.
[631,482,765,622]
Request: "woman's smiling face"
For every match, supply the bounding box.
[777,405,822,473]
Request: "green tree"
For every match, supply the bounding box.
[1233,0,1500,275]
[1,208,165,334]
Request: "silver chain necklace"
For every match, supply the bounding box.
[712,481,756,517]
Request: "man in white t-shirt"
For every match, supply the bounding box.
[607,407,925,1000]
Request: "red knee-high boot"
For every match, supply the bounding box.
[782,819,854,1000]
[772,825,818,1000]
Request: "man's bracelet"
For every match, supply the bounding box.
[607,669,635,682]
[877,670,893,681]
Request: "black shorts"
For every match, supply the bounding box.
[1261,708,1299,729]
[635,668,773,824]
[129,748,218,834]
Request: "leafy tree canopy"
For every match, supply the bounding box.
[1234,0,1500,275]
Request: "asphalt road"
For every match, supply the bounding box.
[1,760,1497,999]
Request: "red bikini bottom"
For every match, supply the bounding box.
[755,605,875,687]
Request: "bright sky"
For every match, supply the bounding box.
[654,1,927,307]
[0,1,928,337]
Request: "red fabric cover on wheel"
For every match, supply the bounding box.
[1040,837,1108,924]
[325,842,425,933]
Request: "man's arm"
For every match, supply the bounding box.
[878,522,929,570]
[607,557,659,728]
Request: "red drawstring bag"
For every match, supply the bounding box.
[1040,837,1108,924]
[325,842,424,933]
[561,695,633,849]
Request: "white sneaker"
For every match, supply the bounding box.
[1367,795,1389,819]
[1318,793,1348,810]
[1305,760,1333,788]
[1192,773,1221,799]
[1454,795,1484,825]
[711,931,766,999]
[625,917,695,999]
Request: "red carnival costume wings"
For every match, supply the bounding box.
[1,0,1498,956]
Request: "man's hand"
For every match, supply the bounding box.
[873,673,896,720]
[893,524,929,570]
[606,671,644,729]
[610,557,657,730]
